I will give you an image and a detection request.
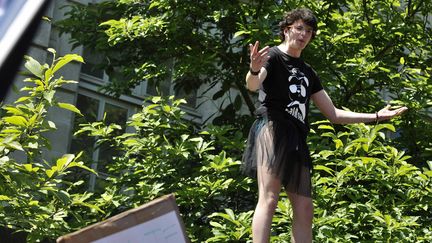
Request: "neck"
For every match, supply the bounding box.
[278,41,302,58]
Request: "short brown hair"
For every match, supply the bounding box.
[279,8,318,41]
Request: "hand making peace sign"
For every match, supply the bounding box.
[249,41,270,74]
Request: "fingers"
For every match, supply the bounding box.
[249,41,259,56]
[384,105,408,114]
[378,105,408,121]
[249,41,257,55]
[395,106,408,115]
[249,41,270,58]
[379,104,391,112]
[252,47,270,62]
[248,41,270,72]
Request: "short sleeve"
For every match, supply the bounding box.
[310,67,323,95]
[263,47,277,74]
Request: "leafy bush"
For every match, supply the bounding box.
[311,121,432,242]
[0,50,103,242]
[2,50,430,242]
[207,121,432,242]
[75,96,432,242]
[74,96,256,242]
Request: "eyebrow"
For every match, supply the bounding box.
[290,25,313,30]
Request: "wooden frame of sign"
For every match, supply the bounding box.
[57,194,189,243]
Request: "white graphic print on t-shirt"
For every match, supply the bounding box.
[285,67,309,123]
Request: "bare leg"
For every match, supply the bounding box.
[252,165,281,243]
[287,192,313,243]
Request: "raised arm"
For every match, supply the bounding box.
[311,89,408,124]
[246,41,270,91]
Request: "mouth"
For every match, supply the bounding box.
[297,39,306,44]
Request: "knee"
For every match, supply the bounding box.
[294,200,314,222]
[258,193,279,212]
[289,194,314,222]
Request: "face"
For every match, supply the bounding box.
[284,20,314,51]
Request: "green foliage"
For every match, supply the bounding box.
[0,50,103,242]
[56,0,284,127]
[23,0,432,241]
[74,96,255,242]
[4,60,430,241]
[303,0,432,166]
[74,94,432,242]
[207,209,253,242]
[57,0,432,165]
[207,121,432,242]
[311,121,432,242]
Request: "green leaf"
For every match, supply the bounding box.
[395,164,417,176]
[73,201,105,214]
[56,154,75,171]
[55,190,71,204]
[23,164,33,172]
[209,221,224,228]
[374,123,395,133]
[4,116,27,126]
[3,107,24,116]
[43,90,55,104]
[318,125,335,131]
[7,141,24,151]
[371,19,380,24]
[29,200,39,206]
[0,195,11,201]
[233,30,249,38]
[52,54,84,73]
[48,121,57,129]
[378,67,391,72]
[70,162,98,175]
[315,165,335,175]
[45,68,54,80]
[46,168,56,178]
[14,96,32,104]
[24,56,44,78]
[57,102,82,115]
[318,150,334,159]
[151,96,162,103]
[333,139,343,149]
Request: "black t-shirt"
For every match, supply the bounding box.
[259,46,323,129]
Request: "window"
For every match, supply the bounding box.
[80,47,198,107]
[69,92,129,192]
[71,47,202,191]
[175,86,197,108]
[80,47,106,82]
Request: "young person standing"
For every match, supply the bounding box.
[242,8,407,243]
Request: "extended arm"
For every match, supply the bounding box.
[311,89,407,124]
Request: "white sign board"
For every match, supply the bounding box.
[92,211,186,243]
[57,194,189,243]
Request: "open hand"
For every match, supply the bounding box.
[377,105,408,121]
[249,41,270,73]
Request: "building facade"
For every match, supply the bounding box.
[4,0,245,191]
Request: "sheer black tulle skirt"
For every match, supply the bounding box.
[242,110,312,197]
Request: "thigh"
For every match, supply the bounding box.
[287,191,313,215]
[284,164,312,197]
[257,164,282,200]
[255,121,281,198]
